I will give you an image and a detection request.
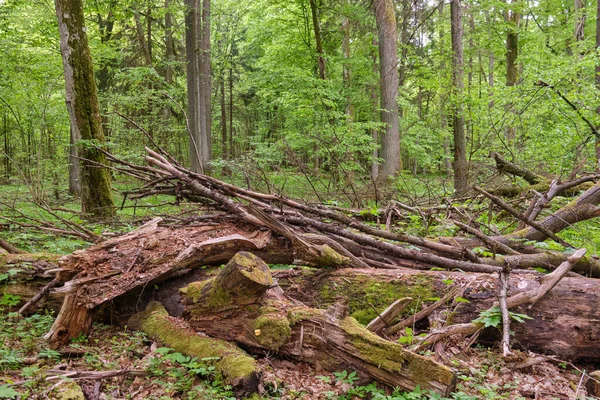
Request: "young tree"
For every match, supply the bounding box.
[450,0,468,195]
[504,0,519,140]
[372,0,401,178]
[54,0,115,219]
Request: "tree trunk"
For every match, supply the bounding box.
[342,0,352,117]
[199,0,212,172]
[596,0,600,168]
[505,0,519,141]
[220,77,228,160]
[373,0,401,178]
[276,267,600,362]
[68,127,80,196]
[54,0,115,220]
[185,0,201,171]
[181,252,457,395]
[309,0,326,80]
[186,0,212,173]
[450,0,468,195]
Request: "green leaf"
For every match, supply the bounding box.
[0,386,20,399]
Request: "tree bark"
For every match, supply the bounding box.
[596,0,600,168]
[309,0,326,80]
[181,252,457,395]
[54,0,115,220]
[185,0,211,173]
[450,0,468,195]
[276,267,600,362]
[505,0,520,141]
[373,0,401,178]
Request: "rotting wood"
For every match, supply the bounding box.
[128,301,260,396]
[384,286,461,336]
[181,251,457,395]
[366,297,412,333]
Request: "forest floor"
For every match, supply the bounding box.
[0,178,599,399]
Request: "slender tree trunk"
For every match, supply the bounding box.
[370,37,379,180]
[596,0,600,168]
[341,2,352,117]
[229,65,234,159]
[450,0,468,195]
[575,0,586,42]
[199,0,212,172]
[54,0,115,219]
[373,0,401,178]
[185,0,201,171]
[309,0,326,80]
[165,0,174,85]
[220,77,228,160]
[505,0,519,141]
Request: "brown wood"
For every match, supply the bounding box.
[366,297,412,333]
[275,254,600,361]
[182,252,456,395]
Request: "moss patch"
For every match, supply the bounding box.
[318,274,436,325]
[128,301,259,387]
[253,313,291,350]
[340,317,455,389]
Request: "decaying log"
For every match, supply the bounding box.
[180,252,456,395]
[491,152,547,185]
[275,257,600,362]
[44,217,297,348]
[128,302,260,396]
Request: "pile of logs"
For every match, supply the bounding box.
[3,148,600,396]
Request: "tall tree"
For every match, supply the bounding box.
[504,0,519,140]
[372,0,401,178]
[596,0,600,168]
[185,0,212,173]
[309,0,326,80]
[450,0,468,195]
[54,0,115,219]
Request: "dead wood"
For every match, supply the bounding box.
[366,297,412,333]
[418,248,587,352]
[180,252,457,395]
[0,237,26,254]
[274,254,598,361]
[490,152,547,185]
[128,301,261,396]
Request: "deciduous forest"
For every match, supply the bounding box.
[1,0,600,398]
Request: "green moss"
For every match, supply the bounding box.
[286,306,325,326]
[340,317,455,388]
[129,302,258,386]
[318,275,435,325]
[316,244,348,266]
[253,313,291,350]
[234,252,273,286]
[53,380,85,400]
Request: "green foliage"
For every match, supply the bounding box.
[474,306,533,329]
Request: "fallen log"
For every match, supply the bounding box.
[180,251,457,395]
[275,265,600,362]
[127,301,261,397]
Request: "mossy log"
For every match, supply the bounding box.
[127,301,260,397]
[181,252,457,395]
[275,268,600,362]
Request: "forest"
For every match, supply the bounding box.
[0,0,600,398]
